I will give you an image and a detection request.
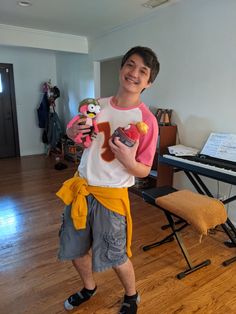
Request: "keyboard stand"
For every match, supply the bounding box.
[158,154,236,266]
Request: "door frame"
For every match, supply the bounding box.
[0,63,20,157]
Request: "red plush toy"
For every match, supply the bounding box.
[67,98,101,147]
[112,122,149,147]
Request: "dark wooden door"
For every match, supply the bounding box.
[0,64,20,158]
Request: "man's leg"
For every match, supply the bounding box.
[64,253,97,311]
[72,253,96,290]
[58,203,97,311]
[113,259,140,314]
[113,258,136,295]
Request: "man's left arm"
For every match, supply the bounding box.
[109,138,151,178]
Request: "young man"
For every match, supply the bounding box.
[57,46,160,314]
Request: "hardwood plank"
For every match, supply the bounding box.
[0,155,236,314]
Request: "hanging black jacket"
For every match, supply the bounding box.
[37,93,50,128]
[47,111,62,149]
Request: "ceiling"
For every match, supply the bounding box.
[0,0,179,39]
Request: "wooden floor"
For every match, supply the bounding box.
[0,155,236,314]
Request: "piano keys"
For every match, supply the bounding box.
[159,154,236,186]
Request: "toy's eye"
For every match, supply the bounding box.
[94,105,101,114]
[88,104,96,112]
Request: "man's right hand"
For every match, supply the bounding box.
[66,117,91,141]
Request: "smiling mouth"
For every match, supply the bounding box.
[125,76,139,84]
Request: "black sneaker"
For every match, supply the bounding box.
[119,293,140,314]
[64,286,97,311]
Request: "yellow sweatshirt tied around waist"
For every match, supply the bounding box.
[56,175,132,257]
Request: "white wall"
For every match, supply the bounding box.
[0,45,57,156]
[89,0,236,223]
[0,47,93,156]
[90,0,236,145]
[100,58,121,97]
[55,52,94,128]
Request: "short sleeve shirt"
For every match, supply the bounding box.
[78,97,158,187]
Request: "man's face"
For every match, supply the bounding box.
[119,54,152,94]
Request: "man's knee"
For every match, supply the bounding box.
[112,258,130,271]
[72,253,91,265]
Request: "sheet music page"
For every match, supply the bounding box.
[200,133,236,162]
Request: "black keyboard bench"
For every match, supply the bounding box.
[141,186,236,279]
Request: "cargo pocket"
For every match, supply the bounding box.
[103,233,126,262]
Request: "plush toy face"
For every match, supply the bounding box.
[123,124,140,140]
[111,121,149,147]
[79,98,101,119]
[123,122,149,140]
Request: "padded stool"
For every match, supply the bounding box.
[142,186,236,279]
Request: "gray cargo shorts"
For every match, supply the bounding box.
[58,194,128,272]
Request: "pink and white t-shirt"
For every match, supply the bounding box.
[78,97,158,187]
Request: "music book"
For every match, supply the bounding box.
[200,132,236,163]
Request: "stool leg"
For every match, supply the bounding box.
[223,219,236,245]
[164,211,211,279]
[143,234,174,251]
[177,260,211,279]
[223,256,236,267]
[143,222,188,251]
[161,218,184,230]
[221,220,236,266]
[165,212,193,269]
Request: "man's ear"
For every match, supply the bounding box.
[146,81,152,89]
[142,82,152,93]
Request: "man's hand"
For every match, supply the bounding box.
[109,137,151,177]
[109,136,138,166]
[66,117,91,141]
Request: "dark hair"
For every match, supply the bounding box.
[121,46,160,83]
